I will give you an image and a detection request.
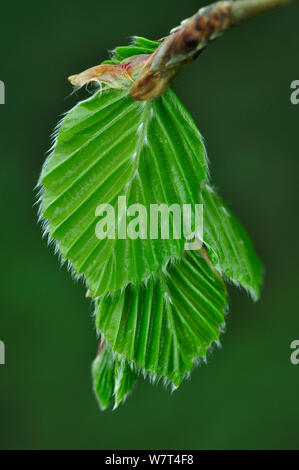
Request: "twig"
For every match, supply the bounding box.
[130,0,297,101]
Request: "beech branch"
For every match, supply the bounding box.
[130,0,297,101]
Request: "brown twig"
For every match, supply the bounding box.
[130,0,297,101]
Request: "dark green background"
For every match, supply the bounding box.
[0,0,298,450]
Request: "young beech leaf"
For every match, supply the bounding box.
[92,338,138,410]
[113,355,138,409]
[38,35,264,409]
[95,249,227,387]
[102,37,159,65]
[39,87,207,298]
[113,37,160,62]
[201,185,263,300]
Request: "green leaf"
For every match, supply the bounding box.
[38,33,264,410]
[114,355,138,409]
[112,37,159,63]
[133,36,160,51]
[95,249,227,387]
[92,340,114,410]
[92,339,138,410]
[202,185,263,300]
[39,87,207,297]
[102,37,159,65]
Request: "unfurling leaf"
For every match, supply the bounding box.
[201,185,263,300]
[92,338,138,410]
[95,249,227,387]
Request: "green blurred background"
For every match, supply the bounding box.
[0,0,298,450]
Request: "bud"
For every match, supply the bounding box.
[68,54,152,89]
